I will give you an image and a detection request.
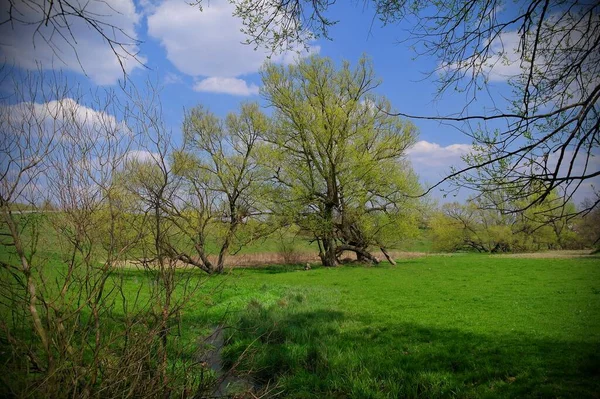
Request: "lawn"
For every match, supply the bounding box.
[201,255,600,398]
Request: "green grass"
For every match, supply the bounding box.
[1,215,598,398]
[205,255,600,398]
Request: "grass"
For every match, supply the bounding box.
[1,215,598,397]
[207,255,600,398]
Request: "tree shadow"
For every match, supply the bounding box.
[235,264,308,274]
[224,305,600,398]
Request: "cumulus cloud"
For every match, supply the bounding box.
[0,0,144,85]
[405,140,472,200]
[407,140,472,169]
[407,140,599,204]
[193,77,259,96]
[2,98,128,141]
[147,0,319,95]
[1,97,132,205]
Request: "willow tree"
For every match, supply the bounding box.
[261,55,421,266]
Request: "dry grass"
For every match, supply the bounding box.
[493,250,597,258]
[115,250,429,269]
[115,250,597,270]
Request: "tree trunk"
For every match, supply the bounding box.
[196,245,215,273]
[216,204,239,273]
[215,239,231,274]
[379,247,396,265]
[336,245,380,264]
[356,252,369,262]
[319,237,339,266]
[318,200,339,266]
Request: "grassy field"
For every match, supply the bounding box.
[1,215,598,397]
[200,255,600,398]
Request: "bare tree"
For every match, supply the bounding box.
[168,102,268,273]
[0,72,207,398]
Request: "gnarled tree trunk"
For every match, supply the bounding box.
[336,245,380,264]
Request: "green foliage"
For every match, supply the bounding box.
[429,209,467,252]
[260,55,422,264]
[430,188,586,253]
[573,202,600,250]
[233,0,600,216]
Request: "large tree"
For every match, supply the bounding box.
[232,0,600,217]
[261,55,421,266]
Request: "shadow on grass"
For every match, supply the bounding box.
[236,264,308,274]
[234,261,422,275]
[223,303,600,398]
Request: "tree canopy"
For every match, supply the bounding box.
[232,0,600,217]
[260,55,421,265]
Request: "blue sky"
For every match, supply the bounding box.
[1,0,597,203]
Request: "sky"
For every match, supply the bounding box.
[1,0,598,204]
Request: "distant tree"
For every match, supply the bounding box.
[260,55,421,266]
[574,199,600,250]
[430,190,581,253]
[232,0,600,216]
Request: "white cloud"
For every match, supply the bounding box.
[2,98,128,141]
[442,31,523,82]
[407,140,600,204]
[1,98,131,204]
[406,140,472,201]
[444,13,600,89]
[0,0,144,85]
[193,77,259,96]
[407,140,472,168]
[479,31,523,82]
[147,0,319,94]
[124,150,160,164]
[164,72,184,85]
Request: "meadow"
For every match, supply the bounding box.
[192,254,600,398]
[1,214,599,397]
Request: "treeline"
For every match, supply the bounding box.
[430,194,599,253]
[96,55,600,265]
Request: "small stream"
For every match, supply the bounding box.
[199,325,258,398]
